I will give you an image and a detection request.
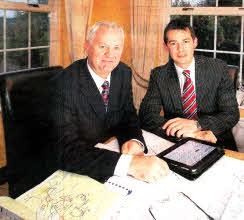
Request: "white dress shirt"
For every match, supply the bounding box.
[174,58,196,95]
[88,63,111,93]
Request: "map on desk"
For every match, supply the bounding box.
[18,171,119,220]
[0,170,119,220]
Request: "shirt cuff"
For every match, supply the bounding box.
[114,154,133,177]
[131,139,145,152]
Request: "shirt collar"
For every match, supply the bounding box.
[174,58,195,79]
[87,61,111,89]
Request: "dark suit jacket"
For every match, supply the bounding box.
[139,56,240,151]
[47,58,146,182]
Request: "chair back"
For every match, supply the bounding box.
[228,65,239,90]
[0,66,63,198]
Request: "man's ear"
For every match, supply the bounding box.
[84,40,89,54]
[193,37,198,49]
[163,42,169,51]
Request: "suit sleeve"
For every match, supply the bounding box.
[114,67,147,151]
[139,70,168,132]
[47,73,121,183]
[197,61,240,136]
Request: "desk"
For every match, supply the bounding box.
[225,149,244,161]
[240,108,244,118]
[103,131,244,220]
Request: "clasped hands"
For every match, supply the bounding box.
[162,117,217,143]
[121,140,169,184]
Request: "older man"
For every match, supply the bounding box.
[48,21,168,183]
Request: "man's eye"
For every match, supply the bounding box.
[100,45,106,49]
[184,40,190,43]
[114,46,120,50]
[169,42,176,46]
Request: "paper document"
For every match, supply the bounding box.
[102,156,244,220]
[95,129,174,155]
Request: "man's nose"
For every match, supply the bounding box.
[104,48,113,57]
[177,42,184,51]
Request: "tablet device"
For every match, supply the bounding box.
[157,138,225,180]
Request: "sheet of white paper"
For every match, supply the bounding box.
[96,130,244,220]
[149,193,210,220]
[220,171,244,220]
[95,129,174,155]
[103,156,244,220]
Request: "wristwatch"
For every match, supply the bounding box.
[195,120,202,130]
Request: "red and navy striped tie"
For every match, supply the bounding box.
[101,80,109,111]
[182,70,197,119]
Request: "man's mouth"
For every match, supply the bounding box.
[103,60,113,63]
[177,54,186,58]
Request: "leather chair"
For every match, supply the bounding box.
[0,66,63,198]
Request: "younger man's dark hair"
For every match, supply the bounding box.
[164,19,196,44]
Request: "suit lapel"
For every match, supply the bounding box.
[78,60,106,118]
[195,56,205,110]
[166,61,183,113]
[107,66,120,112]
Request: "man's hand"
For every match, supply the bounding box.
[121,140,144,156]
[183,130,217,143]
[162,117,199,137]
[127,156,169,183]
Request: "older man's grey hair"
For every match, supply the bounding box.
[87,21,124,43]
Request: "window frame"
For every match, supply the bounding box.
[0,0,60,72]
[162,0,244,83]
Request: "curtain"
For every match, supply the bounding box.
[158,1,170,67]
[130,0,161,110]
[63,0,93,64]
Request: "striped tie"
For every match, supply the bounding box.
[101,80,109,110]
[182,70,197,119]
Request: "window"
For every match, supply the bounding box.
[4,0,48,5]
[0,0,51,73]
[172,0,242,7]
[165,0,244,84]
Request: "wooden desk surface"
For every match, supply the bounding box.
[240,108,244,118]
[225,149,244,161]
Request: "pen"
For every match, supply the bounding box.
[148,207,157,220]
[179,192,214,220]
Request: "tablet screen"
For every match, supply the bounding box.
[163,140,215,166]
